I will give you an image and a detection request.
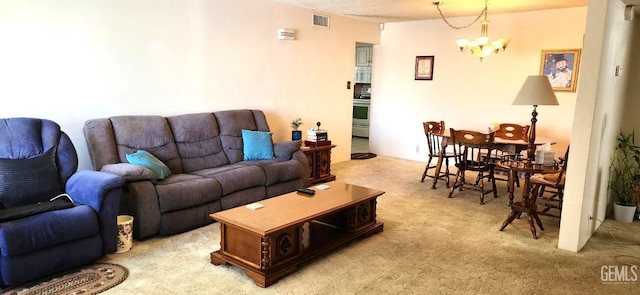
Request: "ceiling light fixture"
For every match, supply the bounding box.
[433,0,510,61]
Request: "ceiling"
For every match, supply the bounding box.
[270,0,589,23]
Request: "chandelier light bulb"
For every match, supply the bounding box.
[491,40,503,53]
[482,46,494,56]
[476,36,489,48]
[456,39,469,51]
[498,38,511,50]
[434,0,510,61]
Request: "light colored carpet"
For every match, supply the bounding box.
[100,156,640,294]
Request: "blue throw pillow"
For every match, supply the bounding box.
[242,129,275,160]
[126,150,172,180]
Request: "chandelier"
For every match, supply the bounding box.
[434,1,511,61]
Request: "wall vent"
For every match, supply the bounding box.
[312,14,329,28]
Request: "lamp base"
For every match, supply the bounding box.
[526,105,539,163]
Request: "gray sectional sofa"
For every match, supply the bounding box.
[83,110,310,239]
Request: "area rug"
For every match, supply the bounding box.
[351,152,377,160]
[2,263,128,295]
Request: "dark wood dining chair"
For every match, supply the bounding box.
[492,123,530,187]
[529,145,570,218]
[448,128,498,205]
[421,121,456,188]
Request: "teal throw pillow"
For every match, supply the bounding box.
[242,129,275,160]
[126,150,172,179]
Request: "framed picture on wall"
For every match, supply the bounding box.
[539,49,581,92]
[415,56,434,80]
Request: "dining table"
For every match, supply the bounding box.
[429,129,556,190]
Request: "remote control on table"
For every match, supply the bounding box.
[297,188,315,195]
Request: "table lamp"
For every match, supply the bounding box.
[512,75,559,165]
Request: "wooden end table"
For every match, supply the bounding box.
[498,159,560,239]
[301,144,336,184]
[209,181,384,287]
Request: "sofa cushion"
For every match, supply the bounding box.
[167,113,230,172]
[219,186,266,210]
[0,205,99,256]
[126,150,172,180]
[159,202,220,236]
[155,174,222,213]
[0,147,63,208]
[191,164,266,195]
[244,160,304,186]
[242,129,275,160]
[214,110,268,164]
[110,116,183,174]
[0,118,57,159]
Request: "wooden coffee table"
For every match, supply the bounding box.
[209,181,385,287]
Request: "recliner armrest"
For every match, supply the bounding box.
[66,170,124,211]
[66,170,124,254]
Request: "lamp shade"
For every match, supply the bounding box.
[512,75,559,106]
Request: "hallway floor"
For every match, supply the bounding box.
[351,136,369,153]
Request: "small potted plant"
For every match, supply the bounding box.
[609,130,640,223]
[290,118,303,141]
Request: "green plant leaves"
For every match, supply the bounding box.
[609,131,640,206]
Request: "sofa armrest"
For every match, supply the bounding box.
[101,163,158,183]
[274,141,302,160]
[292,149,311,187]
[65,170,125,254]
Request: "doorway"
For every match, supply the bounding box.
[352,42,373,154]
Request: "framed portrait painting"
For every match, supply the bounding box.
[415,56,434,80]
[539,49,581,92]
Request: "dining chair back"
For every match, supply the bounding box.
[495,123,530,142]
[448,128,498,205]
[492,123,530,188]
[421,121,456,188]
[530,145,570,218]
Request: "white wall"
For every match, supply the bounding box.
[369,8,587,163]
[0,0,380,169]
[560,0,640,252]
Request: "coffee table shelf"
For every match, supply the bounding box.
[209,181,384,287]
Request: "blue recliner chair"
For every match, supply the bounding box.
[0,118,124,288]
